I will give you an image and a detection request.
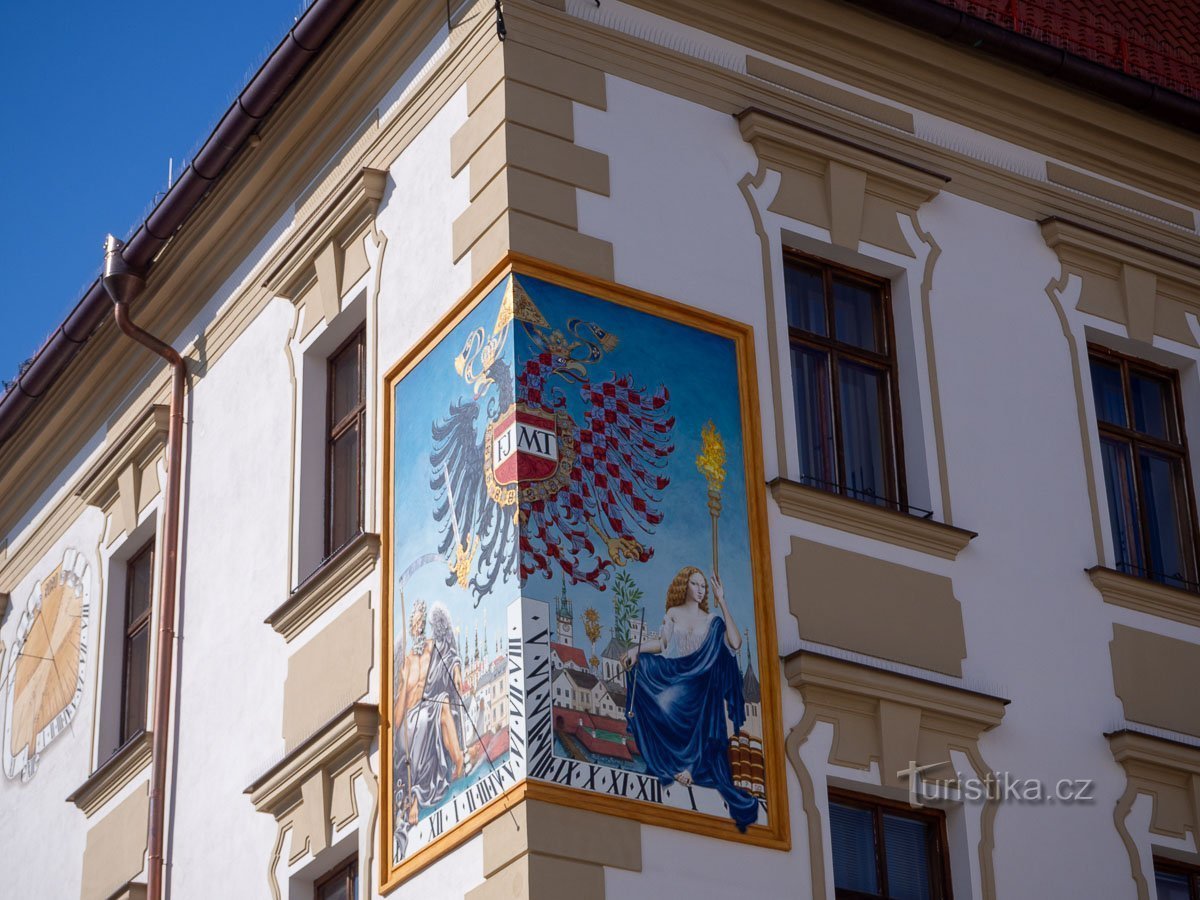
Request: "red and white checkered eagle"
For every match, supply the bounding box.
[430,276,675,604]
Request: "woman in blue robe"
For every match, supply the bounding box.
[623,566,759,831]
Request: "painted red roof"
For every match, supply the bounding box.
[551,642,589,669]
[932,0,1200,98]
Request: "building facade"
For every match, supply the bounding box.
[1,1,1199,898]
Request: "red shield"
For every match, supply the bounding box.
[491,406,559,485]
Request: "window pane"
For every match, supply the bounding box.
[1130,371,1174,441]
[839,361,890,505]
[1139,450,1192,585]
[127,548,153,626]
[330,422,362,552]
[330,336,362,425]
[316,875,348,900]
[1090,358,1127,427]
[785,264,827,336]
[830,802,879,894]
[792,346,835,489]
[1153,869,1191,900]
[883,813,934,900]
[1101,438,1143,574]
[121,625,149,743]
[833,279,879,352]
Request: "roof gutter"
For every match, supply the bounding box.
[0,0,361,447]
[838,0,1200,134]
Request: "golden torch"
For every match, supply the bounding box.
[695,420,727,576]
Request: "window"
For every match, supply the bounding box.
[1089,346,1199,589]
[828,790,951,900]
[1156,858,1200,900]
[314,856,358,900]
[326,328,366,557]
[785,252,905,509]
[119,541,154,746]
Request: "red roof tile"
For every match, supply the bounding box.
[551,642,589,669]
[931,0,1200,98]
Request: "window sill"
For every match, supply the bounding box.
[266,532,380,642]
[66,730,152,818]
[769,478,975,560]
[1088,566,1200,629]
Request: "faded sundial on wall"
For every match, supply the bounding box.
[1,548,91,782]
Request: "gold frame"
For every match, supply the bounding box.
[380,254,790,893]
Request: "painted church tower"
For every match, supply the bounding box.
[555,575,573,646]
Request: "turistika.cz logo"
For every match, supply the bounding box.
[897,761,1096,808]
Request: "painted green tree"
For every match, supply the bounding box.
[611,571,643,644]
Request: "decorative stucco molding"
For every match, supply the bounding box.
[1110,625,1200,739]
[1108,729,1200,900]
[265,531,380,642]
[737,107,947,257]
[76,405,170,546]
[465,798,642,900]
[264,166,389,324]
[784,650,1007,900]
[771,478,974,560]
[1040,218,1200,347]
[66,731,153,819]
[79,783,149,900]
[246,703,378,900]
[1089,566,1200,630]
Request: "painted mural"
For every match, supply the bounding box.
[386,280,521,871]
[385,268,781,883]
[501,274,774,835]
[0,548,91,782]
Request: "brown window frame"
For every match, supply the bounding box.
[314,854,358,900]
[1088,344,1200,588]
[118,540,154,747]
[784,249,909,512]
[828,787,953,900]
[325,327,367,559]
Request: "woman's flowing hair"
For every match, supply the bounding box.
[665,566,708,612]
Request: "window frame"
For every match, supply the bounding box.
[1154,856,1200,900]
[325,327,367,560]
[118,540,154,748]
[783,249,908,512]
[828,787,953,900]
[1088,343,1200,588]
[313,854,358,900]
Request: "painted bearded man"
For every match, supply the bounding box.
[393,600,468,848]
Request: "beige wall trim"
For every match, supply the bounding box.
[282,593,373,751]
[66,731,153,818]
[745,54,915,133]
[465,798,641,900]
[784,650,1005,900]
[0,591,8,620]
[1046,163,1196,230]
[771,478,974,559]
[105,883,147,900]
[738,108,946,258]
[1041,218,1200,349]
[1089,566,1200,630]
[264,166,388,314]
[247,702,378,887]
[75,405,169,548]
[451,26,615,282]
[1108,729,1200,900]
[80,783,149,900]
[785,537,969,676]
[1111,625,1200,738]
[266,531,380,641]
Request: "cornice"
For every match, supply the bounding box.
[1088,566,1200,631]
[65,731,153,819]
[783,649,1008,731]
[1108,728,1200,776]
[737,107,947,208]
[76,405,170,511]
[769,478,975,560]
[266,531,380,641]
[246,702,378,816]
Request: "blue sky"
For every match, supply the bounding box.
[0,0,309,389]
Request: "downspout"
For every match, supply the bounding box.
[101,235,185,900]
